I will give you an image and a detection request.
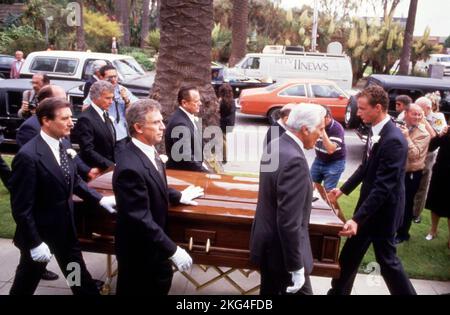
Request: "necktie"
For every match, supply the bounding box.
[103,111,116,141]
[154,153,166,183]
[113,98,121,123]
[59,142,71,186]
[364,128,373,163]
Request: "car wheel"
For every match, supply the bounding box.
[267,107,281,125]
[344,96,360,129]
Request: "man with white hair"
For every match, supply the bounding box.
[250,103,326,295]
[83,60,108,98]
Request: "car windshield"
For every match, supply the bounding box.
[113,58,145,79]
[264,82,283,92]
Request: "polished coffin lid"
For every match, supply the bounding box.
[87,169,344,233]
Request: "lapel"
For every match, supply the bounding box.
[87,106,115,143]
[129,142,167,199]
[178,108,202,147]
[35,135,70,192]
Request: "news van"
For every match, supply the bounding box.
[224,44,353,91]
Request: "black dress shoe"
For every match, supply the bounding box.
[413,216,421,224]
[41,269,59,281]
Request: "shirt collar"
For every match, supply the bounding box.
[131,137,156,161]
[179,106,199,125]
[276,119,287,130]
[91,102,106,122]
[285,130,305,152]
[40,130,61,151]
[371,115,391,137]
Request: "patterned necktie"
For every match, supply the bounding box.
[59,142,71,186]
[103,111,116,141]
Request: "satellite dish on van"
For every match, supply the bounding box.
[327,42,343,55]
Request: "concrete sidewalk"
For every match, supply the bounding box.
[0,238,448,295]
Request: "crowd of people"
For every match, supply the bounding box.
[1,52,448,296]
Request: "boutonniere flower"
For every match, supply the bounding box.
[159,154,168,164]
[371,135,381,144]
[66,149,77,159]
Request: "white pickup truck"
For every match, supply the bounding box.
[19,50,153,97]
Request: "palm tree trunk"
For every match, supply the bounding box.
[151,0,218,128]
[121,0,131,46]
[398,0,418,75]
[229,0,249,67]
[76,0,85,51]
[141,0,151,48]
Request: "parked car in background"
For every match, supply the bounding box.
[239,79,349,124]
[422,54,450,76]
[18,51,153,97]
[345,74,450,138]
[0,78,85,147]
[0,54,15,79]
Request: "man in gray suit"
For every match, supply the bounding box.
[250,104,326,295]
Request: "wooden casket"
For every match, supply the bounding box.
[74,169,344,278]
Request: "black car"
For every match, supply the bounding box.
[0,55,15,79]
[0,79,86,149]
[345,74,450,131]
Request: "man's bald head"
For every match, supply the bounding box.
[37,85,67,103]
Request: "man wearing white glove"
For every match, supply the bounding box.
[9,97,114,295]
[113,100,203,295]
[250,105,327,295]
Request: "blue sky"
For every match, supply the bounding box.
[280,0,450,37]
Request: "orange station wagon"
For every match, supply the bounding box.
[239,79,349,124]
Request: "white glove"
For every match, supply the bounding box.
[169,246,193,272]
[100,195,116,214]
[30,242,52,263]
[286,268,305,294]
[180,185,204,206]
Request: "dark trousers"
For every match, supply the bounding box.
[116,256,173,295]
[259,260,313,295]
[10,243,99,295]
[328,233,416,295]
[397,170,423,240]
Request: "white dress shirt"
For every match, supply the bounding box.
[91,102,107,123]
[371,114,391,138]
[179,106,199,130]
[40,130,62,165]
[285,130,306,154]
[131,138,159,171]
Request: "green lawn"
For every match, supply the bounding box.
[0,157,448,280]
[340,188,450,281]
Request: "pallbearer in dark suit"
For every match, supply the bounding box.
[328,86,416,295]
[250,104,326,295]
[9,97,116,295]
[113,99,204,295]
[73,81,116,171]
[165,86,208,172]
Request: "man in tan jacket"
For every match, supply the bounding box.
[396,103,431,244]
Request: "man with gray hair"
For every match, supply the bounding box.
[250,103,326,295]
[113,99,203,295]
[73,80,116,171]
[83,60,107,98]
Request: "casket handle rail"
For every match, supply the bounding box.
[188,236,212,253]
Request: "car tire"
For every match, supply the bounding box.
[344,96,360,129]
[267,107,281,125]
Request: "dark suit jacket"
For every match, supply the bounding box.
[73,105,116,170]
[263,121,286,151]
[340,120,408,237]
[165,108,207,172]
[16,115,91,180]
[113,141,182,262]
[10,135,102,251]
[250,133,314,274]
